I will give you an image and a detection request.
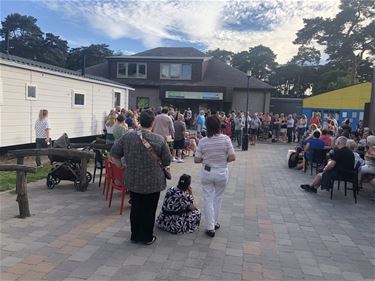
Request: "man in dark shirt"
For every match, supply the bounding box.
[300,136,354,193]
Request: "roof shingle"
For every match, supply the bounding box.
[134,47,207,57]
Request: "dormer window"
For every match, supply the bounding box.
[160,63,191,80]
[117,62,147,78]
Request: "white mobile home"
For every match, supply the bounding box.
[0,53,133,148]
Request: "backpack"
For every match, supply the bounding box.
[288,152,299,168]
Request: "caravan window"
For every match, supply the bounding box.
[114,92,121,107]
[72,92,85,108]
[25,84,37,100]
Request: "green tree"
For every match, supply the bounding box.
[290,46,321,66]
[206,48,234,64]
[294,0,375,83]
[232,45,277,81]
[66,44,114,70]
[269,64,320,97]
[0,13,44,59]
[40,33,68,67]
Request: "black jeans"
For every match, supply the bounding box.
[287,128,293,143]
[235,129,242,147]
[35,138,48,166]
[130,191,160,242]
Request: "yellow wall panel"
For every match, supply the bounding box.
[303,82,371,110]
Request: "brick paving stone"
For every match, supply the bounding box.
[123,255,147,266]
[18,270,47,280]
[21,254,47,265]
[0,256,22,267]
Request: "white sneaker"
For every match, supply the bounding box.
[172,157,177,162]
[177,158,184,163]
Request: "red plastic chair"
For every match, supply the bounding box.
[103,159,113,200]
[108,161,127,215]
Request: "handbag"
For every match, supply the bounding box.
[138,132,172,180]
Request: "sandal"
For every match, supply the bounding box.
[144,236,157,245]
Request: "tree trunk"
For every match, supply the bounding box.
[351,55,358,84]
[16,157,30,218]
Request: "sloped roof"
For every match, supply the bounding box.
[0,53,132,89]
[86,47,273,90]
[203,58,272,89]
[134,47,207,57]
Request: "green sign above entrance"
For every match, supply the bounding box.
[165,91,223,100]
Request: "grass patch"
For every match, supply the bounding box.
[0,164,52,192]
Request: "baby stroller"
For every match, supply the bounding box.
[46,133,92,189]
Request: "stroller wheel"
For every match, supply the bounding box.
[74,179,83,190]
[86,172,93,182]
[46,177,55,189]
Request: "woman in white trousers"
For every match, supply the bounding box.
[194,116,236,237]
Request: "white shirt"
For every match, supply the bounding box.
[106,125,114,134]
[35,119,50,138]
[195,134,235,168]
[287,118,295,128]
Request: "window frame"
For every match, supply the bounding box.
[113,91,121,108]
[25,83,37,100]
[116,62,147,79]
[160,63,192,80]
[71,90,86,108]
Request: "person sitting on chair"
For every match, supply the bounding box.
[300,136,354,193]
[304,130,325,162]
[156,174,201,234]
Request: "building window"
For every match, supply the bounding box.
[25,83,37,100]
[114,92,121,107]
[72,91,85,108]
[117,62,147,78]
[160,63,192,80]
[136,97,150,109]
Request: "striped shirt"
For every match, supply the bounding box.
[195,134,235,168]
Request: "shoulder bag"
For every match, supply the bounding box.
[138,131,172,180]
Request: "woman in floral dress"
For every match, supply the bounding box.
[157,174,201,234]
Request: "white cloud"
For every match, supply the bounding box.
[42,0,340,63]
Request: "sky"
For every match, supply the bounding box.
[1,0,341,64]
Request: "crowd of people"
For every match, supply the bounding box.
[36,104,373,245]
[283,113,375,197]
[108,106,235,244]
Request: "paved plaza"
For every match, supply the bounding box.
[1,143,375,281]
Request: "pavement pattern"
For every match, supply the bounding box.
[1,143,374,281]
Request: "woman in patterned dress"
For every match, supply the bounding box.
[157,174,201,234]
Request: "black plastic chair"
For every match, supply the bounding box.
[331,164,359,203]
[310,148,328,175]
[92,149,104,187]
